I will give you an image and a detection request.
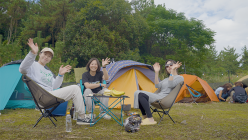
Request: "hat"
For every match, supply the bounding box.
[41,47,54,56]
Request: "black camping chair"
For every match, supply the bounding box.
[150,82,184,124]
[22,75,65,127]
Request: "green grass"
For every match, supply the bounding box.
[1,102,248,140]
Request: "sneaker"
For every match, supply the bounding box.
[141,118,157,125]
[85,114,96,119]
[76,118,96,125]
[99,112,111,120]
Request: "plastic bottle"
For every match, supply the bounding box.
[66,112,72,132]
[73,107,77,120]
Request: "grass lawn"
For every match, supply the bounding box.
[0,102,248,140]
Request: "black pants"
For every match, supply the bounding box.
[138,93,152,118]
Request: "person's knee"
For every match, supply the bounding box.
[102,88,108,91]
[138,93,146,98]
[84,89,92,95]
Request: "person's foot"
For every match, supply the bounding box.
[99,112,111,120]
[141,118,157,125]
[85,113,96,119]
[76,118,96,125]
[142,115,147,120]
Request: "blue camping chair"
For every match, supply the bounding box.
[70,79,107,118]
[79,79,106,111]
[186,84,203,105]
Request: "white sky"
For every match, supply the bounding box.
[137,0,248,56]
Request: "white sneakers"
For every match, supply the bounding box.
[99,112,111,120]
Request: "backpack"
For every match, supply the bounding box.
[124,114,142,133]
[233,92,247,103]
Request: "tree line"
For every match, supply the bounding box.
[0,0,247,81]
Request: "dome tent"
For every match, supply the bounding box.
[105,60,158,107]
[175,74,219,103]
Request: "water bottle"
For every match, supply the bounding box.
[73,107,77,120]
[66,112,72,132]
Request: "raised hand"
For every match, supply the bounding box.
[59,65,72,75]
[102,57,110,67]
[171,61,182,70]
[27,38,39,55]
[153,62,160,73]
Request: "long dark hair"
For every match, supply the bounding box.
[86,58,101,72]
[165,59,178,76]
[222,83,232,94]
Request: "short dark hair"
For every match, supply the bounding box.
[165,59,178,76]
[235,82,243,87]
[86,58,101,72]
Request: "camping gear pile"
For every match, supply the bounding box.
[124,114,142,133]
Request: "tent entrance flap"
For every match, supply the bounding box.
[108,69,138,107]
[135,69,157,93]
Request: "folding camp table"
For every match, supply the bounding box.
[87,95,129,126]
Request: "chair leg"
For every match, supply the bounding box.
[33,116,44,128]
[167,114,175,124]
[51,115,57,121]
[48,116,57,127]
[158,113,165,125]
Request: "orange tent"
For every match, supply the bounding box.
[175,74,219,103]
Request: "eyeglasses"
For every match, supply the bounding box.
[165,63,173,68]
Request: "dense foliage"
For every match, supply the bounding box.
[0,0,246,81]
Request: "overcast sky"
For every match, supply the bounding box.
[141,0,248,56]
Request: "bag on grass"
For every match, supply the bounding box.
[124,114,142,133]
[233,92,247,103]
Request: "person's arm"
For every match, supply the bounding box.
[167,76,184,88]
[102,58,110,80]
[218,90,226,101]
[82,72,101,89]
[227,87,234,95]
[168,61,182,81]
[84,82,102,89]
[153,63,161,88]
[52,65,72,89]
[19,38,38,74]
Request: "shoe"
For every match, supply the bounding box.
[76,118,96,125]
[99,112,111,120]
[85,114,96,119]
[141,118,157,125]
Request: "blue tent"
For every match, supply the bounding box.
[0,61,67,116]
[0,62,36,110]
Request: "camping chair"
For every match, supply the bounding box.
[186,84,203,105]
[80,79,107,110]
[22,75,65,128]
[70,79,107,118]
[150,81,184,125]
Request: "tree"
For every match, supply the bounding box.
[135,3,215,76]
[20,0,73,47]
[240,45,248,70]
[217,46,240,74]
[63,0,148,67]
[0,0,27,44]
